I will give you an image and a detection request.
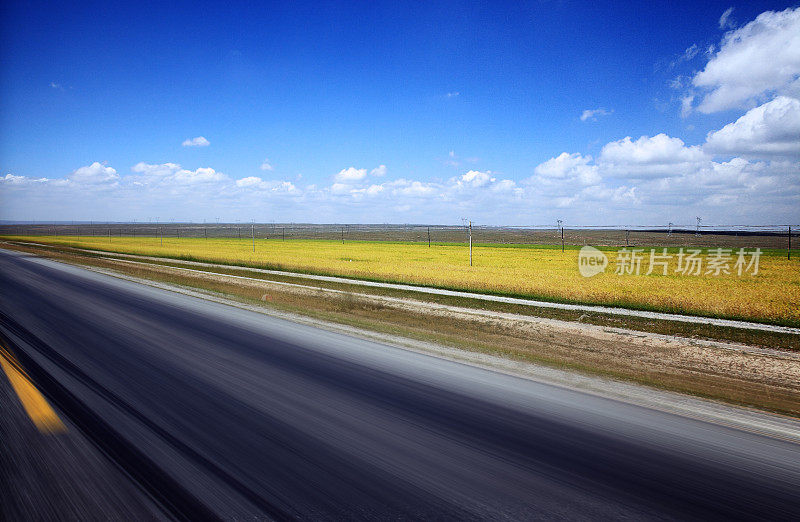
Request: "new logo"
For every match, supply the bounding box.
[578,246,608,277]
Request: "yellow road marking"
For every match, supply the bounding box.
[0,344,66,434]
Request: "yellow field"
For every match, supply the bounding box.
[6,235,799,325]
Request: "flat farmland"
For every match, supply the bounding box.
[3,235,798,326]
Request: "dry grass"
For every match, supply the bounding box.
[4,235,799,326]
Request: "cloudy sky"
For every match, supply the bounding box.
[1,1,798,225]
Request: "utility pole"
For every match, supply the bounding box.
[252,223,255,252]
[108,228,111,243]
[427,226,431,247]
[160,227,163,246]
[789,225,792,260]
[557,220,564,252]
[625,229,629,247]
[469,220,473,266]
[696,216,702,236]
[282,227,285,241]
[342,226,344,244]
[668,222,673,237]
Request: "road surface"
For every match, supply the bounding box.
[1,248,799,520]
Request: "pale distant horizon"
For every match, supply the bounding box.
[1,220,796,230]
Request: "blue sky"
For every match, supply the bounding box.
[1,1,798,225]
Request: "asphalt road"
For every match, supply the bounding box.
[1,248,799,520]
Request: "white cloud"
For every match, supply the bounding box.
[2,174,30,185]
[391,179,438,197]
[365,184,384,196]
[580,108,612,122]
[525,141,797,222]
[49,82,62,90]
[236,176,262,187]
[181,136,210,147]
[669,45,701,69]
[329,182,349,194]
[446,92,460,98]
[1,173,60,186]
[692,7,800,113]
[327,168,517,205]
[70,162,119,184]
[704,96,800,158]
[680,95,694,118]
[682,44,699,61]
[260,158,274,171]
[719,7,735,29]
[490,179,517,193]
[235,176,297,192]
[459,170,495,188]
[523,134,766,216]
[534,153,600,185]
[3,155,797,224]
[633,156,799,214]
[335,167,368,182]
[131,162,226,184]
[334,165,386,183]
[172,167,224,183]
[599,134,707,177]
[258,180,296,193]
[270,181,296,193]
[131,162,181,177]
